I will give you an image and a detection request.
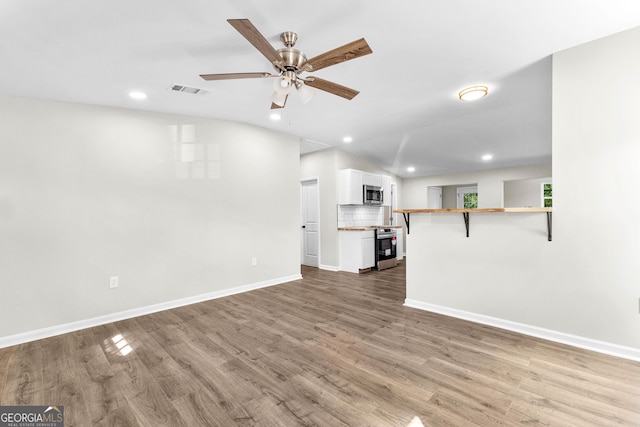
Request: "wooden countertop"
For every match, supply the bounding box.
[393,207,553,240]
[393,207,552,213]
[338,225,403,231]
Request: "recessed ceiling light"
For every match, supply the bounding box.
[458,86,488,101]
[129,91,147,100]
[269,112,281,121]
[482,154,493,161]
[407,166,416,172]
[343,136,353,143]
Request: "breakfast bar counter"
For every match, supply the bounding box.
[394,207,552,240]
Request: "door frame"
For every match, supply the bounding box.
[300,177,320,267]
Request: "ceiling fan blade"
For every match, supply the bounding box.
[303,38,372,72]
[304,77,360,100]
[200,72,272,81]
[271,95,288,109]
[227,19,283,67]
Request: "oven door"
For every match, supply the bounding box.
[375,230,397,270]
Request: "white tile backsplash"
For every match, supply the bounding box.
[337,205,385,227]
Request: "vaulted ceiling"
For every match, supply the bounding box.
[2,1,640,177]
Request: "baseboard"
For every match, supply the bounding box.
[0,274,302,349]
[319,264,340,272]
[404,299,640,362]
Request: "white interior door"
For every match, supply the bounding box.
[428,186,443,209]
[301,179,319,267]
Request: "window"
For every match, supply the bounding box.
[542,183,552,207]
[463,192,479,208]
[457,186,478,209]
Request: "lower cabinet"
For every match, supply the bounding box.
[339,230,375,273]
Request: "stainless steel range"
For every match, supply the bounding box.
[375,227,397,270]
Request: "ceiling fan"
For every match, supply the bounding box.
[199,19,372,109]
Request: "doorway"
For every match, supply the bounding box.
[427,186,443,209]
[300,179,319,267]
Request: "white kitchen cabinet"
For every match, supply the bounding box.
[381,175,391,207]
[338,169,363,205]
[395,228,404,260]
[362,233,375,267]
[339,230,375,273]
[363,172,382,187]
[339,168,393,206]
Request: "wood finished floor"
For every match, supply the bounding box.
[2,262,640,426]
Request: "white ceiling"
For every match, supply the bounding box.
[2,1,640,178]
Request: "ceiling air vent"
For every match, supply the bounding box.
[170,84,206,95]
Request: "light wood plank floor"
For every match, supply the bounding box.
[2,262,640,426]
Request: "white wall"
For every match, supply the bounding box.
[550,25,640,351]
[300,147,403,269]
[440,184,477,209]
[300,148,341,268]
[0,96,301,341]
[403,25,640,358]
[504,177,551,207]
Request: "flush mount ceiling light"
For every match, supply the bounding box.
[343,136,353,143]
[407,166,416,172]
[269,112,281,121]
[458,85,488,101]
[482,154,493,161]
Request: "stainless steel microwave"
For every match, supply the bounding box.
[363,185,383,205]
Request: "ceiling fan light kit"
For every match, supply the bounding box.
[295,80,314,104]
[271,91,287,107]
[274,74,292,91]
[199,19,372,109]
[458,85,489,101]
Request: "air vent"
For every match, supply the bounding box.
[170,84,206,95]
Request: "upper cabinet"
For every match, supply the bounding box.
[362,173,381,187]
[338,169,391,206]
[380,175,391,206]
[338,169,363,205]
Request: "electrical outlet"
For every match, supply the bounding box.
[251,257,257,266]
[109,276,119,289]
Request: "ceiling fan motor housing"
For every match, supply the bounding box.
[274,31,308,76]
[276,47,307,74]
